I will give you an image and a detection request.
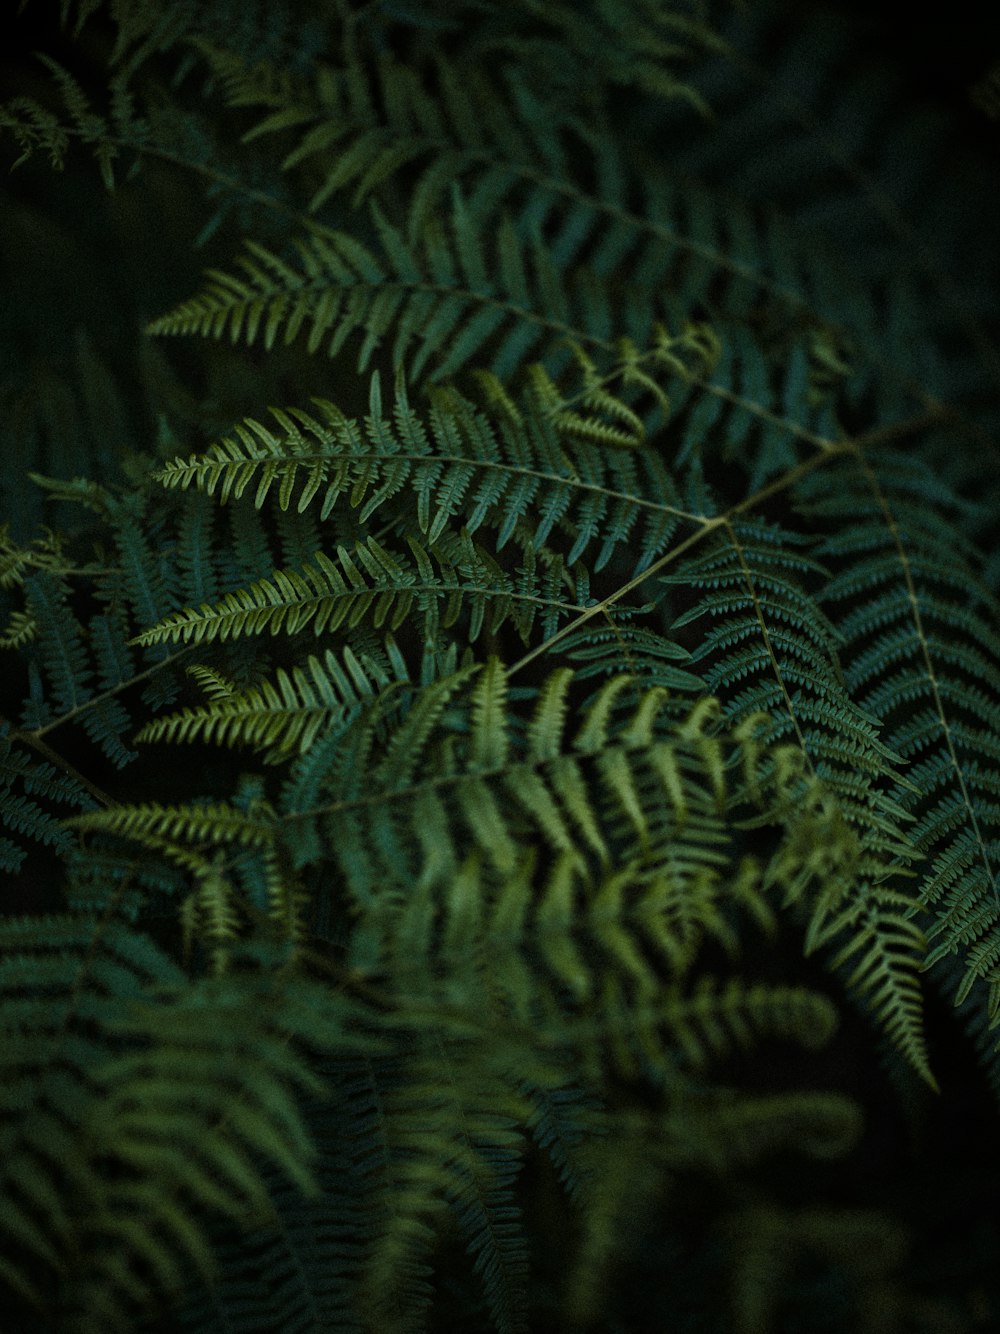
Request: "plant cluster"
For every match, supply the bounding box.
[1,1,999,1330]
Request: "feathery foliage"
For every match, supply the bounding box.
[2,0,1000,1330]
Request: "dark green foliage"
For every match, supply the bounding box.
[2,0,1000,1330]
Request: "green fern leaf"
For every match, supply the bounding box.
[129,532,589,649]
[664,514,933,1080]
[135,643,407,763]
[68,799,274,849]
[152,350,709,586]
[797,447,1000,1017]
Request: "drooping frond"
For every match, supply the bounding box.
[796,445,1000,1017]
[161,1055,394,1334]
[356,1034,535,1334]
[664,514,932,1081]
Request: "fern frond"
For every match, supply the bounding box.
[147,183,729,386]
[659,977,838,1072]
[68,798,275,849]
[557,617,704,695]
[135,642,408,763]
[560,1108,662,1328]
[666,516,908,824]
[163,1054,397,1334]
[797,446,1000,1017]
[452,0,724,114]
[0,733,92,871]
[152,349,710,578]
[78,965,375,1329]
[0,610,38,650]
[0,54,143,188]
[23,570,92,715]
[188,25,853,393]
[825,897,930,1077]
[282,667,857,1080]
[196,18,711,228]
[0,914,184,1318]
[62,829,189,917]
[27,471,118,516]
[563,1084,862,1327]
[520,1079,600,1207]
[7,570,181,772]
[110,495,179,634]
[0,523,73,589]
[710,1089,865,1166]
[361,1036,533,1334]
[129,532,589,649]
[0,92,71,172]
[664,514,933,1080]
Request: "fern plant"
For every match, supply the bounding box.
[2,0,1000,1330]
